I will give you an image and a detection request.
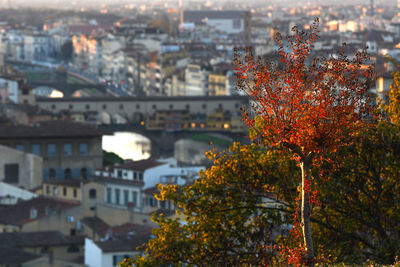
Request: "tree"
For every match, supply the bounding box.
[60,40,73,62]
[121,143,299,266]
[312,120,400,264]
[234,18,373,264]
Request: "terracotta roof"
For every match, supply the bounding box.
[0,196,80,226]
[95,233,151,252]
[115,159,166,171]
[111,223,152,237]
[0,247,40,265]
[0,120,108,139]
[0,231,84,248]
[81,216,110,237]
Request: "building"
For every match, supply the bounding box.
[84,234,151,267]
[0,144,42,190]
[184,10,251,40]
[0,181,37,205]
[0,231,85,265]
[40,179,82,202]
[0,196,81,234]
[0,121,107,180]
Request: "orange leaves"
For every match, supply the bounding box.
[235,18,373,160]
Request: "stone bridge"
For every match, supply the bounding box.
[99,124,248,157]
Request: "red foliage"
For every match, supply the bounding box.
[234,18,373,160]
[235,18,374,265]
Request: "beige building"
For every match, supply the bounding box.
[41,179,82,202]
[0,121,106,180]
[208,73,228,96]
[0,145,42,190]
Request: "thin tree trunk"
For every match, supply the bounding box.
[300,157,314,266]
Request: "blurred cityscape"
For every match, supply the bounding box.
[0,0,398,266]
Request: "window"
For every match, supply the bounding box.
[132,191,137,207]
[169,104,173,109]
[115,189,120,205]
[136,104,140,109]
[65,168,71,179]
[49,168,56,179]
[133,172,137,180]
[139,173,143,181]
[152,104,156,110]
[69,104,73,109]
[4,164,18,183]
[233,18,242,29]
[86,104,90,110]
[15,144,24,152]
[79,143,88,156]
[202,104,207,109]
[185,104,190,110]
[218,103,223,109]
[73,189,77,198]
[102,104,107,110]
[46,185,50,195]
[107,188,112,203]
[124,190,129,206]
[119,104,124,110]
[30,208,37,219]
[117,170,122,178]
[31,144,40,155]
[148,197,157,207]
[51,104,56,110]
[89,189,97,199]
[63,187,67,196]
[53,186,58,196]
[81,168,88,179]
[22,89,29,95]
[67,245,80,253]
[64,143,72,156]
[47,144,56,157]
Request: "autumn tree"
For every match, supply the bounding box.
[234,18,373,264]
[121,143,300,266]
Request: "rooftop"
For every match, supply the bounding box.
[0,120,108,139]
[115,159,166,172]
[0,231,84,248]
[0,196,80,226]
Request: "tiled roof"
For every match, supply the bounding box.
[111,223,152,237]
[95,233,151,252]
[115,159,166,171]
[81,216,109,237]
[0,196,80,226]
[0,231,84,248]
[0,247,40,265]
[0,120,108,139]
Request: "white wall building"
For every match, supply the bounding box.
[0,181,37,205]
[184,10,250,35]
[0,78,18,103]
[84,238,143,267]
